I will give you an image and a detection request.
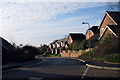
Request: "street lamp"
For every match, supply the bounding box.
[82,22,91,57]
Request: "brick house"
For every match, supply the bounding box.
[99,25,120,41]
[49,37,68,54]
[85,26,99,40]
[55,37,68,54]
[67,33,85,45]
[49,40,58,54]
[98,11,120,41]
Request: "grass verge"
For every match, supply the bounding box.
[104,53,120,63]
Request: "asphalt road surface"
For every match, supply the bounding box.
[2,57,120,80]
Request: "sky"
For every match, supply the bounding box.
[0,1,118,47]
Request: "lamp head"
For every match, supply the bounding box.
[82,22,85,24]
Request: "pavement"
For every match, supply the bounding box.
[2,59,42,71]
[71,57,120,70]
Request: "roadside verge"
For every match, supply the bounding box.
[71,58,120,70]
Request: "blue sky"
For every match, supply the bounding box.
[0,1,118,47]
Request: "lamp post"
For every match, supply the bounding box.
[82,22,91,57]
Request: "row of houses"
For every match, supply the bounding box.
[49,11,120,55]
[49,33,85,54]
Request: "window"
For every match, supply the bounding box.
[87,34,89,38]
[91,34,93,37]
[71,40,72,43]
[101,28,104,33]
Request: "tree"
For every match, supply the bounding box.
[69,39,84,51]
[39,44,48,54]
[79,34,99,50]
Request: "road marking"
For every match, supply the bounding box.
[29,77,43,80]
[81,67,89,79]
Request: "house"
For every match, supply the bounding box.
[55,37,68,54]
[85,26,99,40]
[98,11,120,41]
[49,39,58,54]
[67,33,85,45]
[0,37,14,64]
[49,37,69,54]
[99,25,120,41]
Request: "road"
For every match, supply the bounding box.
[2,57,120,80]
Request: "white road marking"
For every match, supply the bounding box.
[81,67,89,79]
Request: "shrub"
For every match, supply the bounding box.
[23,45,40,55]
[104,53,120,63]
[69,40,81,51]
[94,37,119,57]
[79,39,88,50]
[39,44,48,54]
[79,34,99,50]
[79,50,95,59]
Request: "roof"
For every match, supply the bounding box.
[99,11,120,29]
[50,39,58,44]
[108,25,120,36]
[99,25,120,40]
[88,26,99,34]
[69,33,85,41]
[0,37,14,50]
[107,11,120,25]
[56,37,68,43]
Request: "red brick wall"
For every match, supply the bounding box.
[67,35,73,45]
[86,30,94,40]
[60,50,83,57]
[101,28,114,41]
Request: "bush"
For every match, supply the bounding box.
[79,39,88,50]
[39,44,48,54]
[79,34,99,50]
[104,53,120,63]
[23,45,40,55]
[94,37,120,57]
[69,40,81,51]
[79,50,95,59]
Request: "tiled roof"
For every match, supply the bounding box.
[108,25,120,36]
[99,11,120,29]
[88,26,99,34]
[56,37,68,43]
[50,39,58,44]
[0,37,14,50]
[107,11,120,25]
[69,33,85,41]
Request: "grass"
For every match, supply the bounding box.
[104,53,120,63]
[80,51,120,63]
[48,54,61,57]
[38,54,61,57]
[93,57,102,61]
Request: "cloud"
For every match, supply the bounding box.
[0,2,107,46]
